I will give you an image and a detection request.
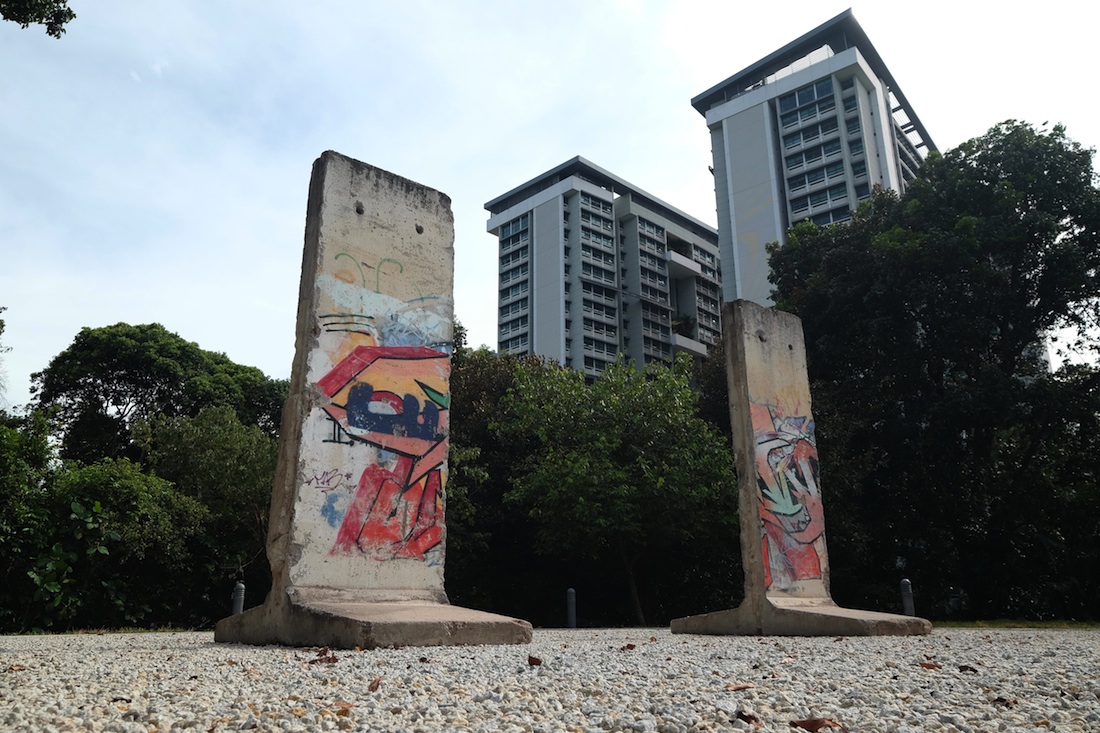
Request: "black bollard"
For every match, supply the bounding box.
[566,587,576,629]
[900,578,915,617]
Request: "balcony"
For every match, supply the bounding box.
[672,333,709,358]
[665,250,702,278]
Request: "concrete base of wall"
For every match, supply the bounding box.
[214,586,533,649]
[671,597,931,637]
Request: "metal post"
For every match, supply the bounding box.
[566,587,576,629]
[232,581,246,615]
[900,578,915,617]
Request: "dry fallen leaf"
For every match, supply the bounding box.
[307,654,338,665]
[736,710,763,728]
[333,701,354,717]
[919,661,942,670]
[725,682,756,692]
[368,675,382,692]
[650,636,657,642]
[959,664,978,673]
[527,655,542,666]
[6,664,26,672]
[291,707,306,718]
[621,643,637,651]
[789,718,847,731]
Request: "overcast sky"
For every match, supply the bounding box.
[2,1,1097,411]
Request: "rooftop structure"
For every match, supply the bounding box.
[694,9,936,304]
[486,157,721,377]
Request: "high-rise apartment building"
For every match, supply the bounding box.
[485,157,722,378]
[693,9,936,305]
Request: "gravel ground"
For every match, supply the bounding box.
[1,627,1097,732]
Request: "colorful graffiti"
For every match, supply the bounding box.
[306,249,452,565]
[750,402,826,591]
[318,346,449,561]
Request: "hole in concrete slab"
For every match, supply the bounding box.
[415,223,425,234]
[756,330,766,342]
[355,201,365,215]
[788,344,794,350]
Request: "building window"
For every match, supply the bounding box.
[580,192,613,216]
[499,297,528,319]
[500,262,529,286]
[499,213,528,239]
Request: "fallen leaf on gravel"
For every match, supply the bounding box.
[736,710,763,728]
[620,643,636,651]
[291,707,306,718]
[993,696,1018,708]
[725,682,755,691]
[369,675,382,692]
[650,636,657,642]
[528,655,542,666]
[307,654,338,665]
[5,664,26,672]
[959,664,978,673]
[333,701,354,717]
[789,718,847,731]
[919,662,942,670]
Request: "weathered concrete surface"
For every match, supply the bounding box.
[216,151,531,648]
[672,300,930,636]
[215,589,532,650]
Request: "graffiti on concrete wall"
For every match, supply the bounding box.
[750,401,826,591]
[308,251,451,565]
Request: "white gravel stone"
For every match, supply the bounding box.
[1,629,1098,731]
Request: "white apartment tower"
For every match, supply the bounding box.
[694,9,936,305]
[485,157,722,378]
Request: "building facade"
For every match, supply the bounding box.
[485,157,721,378]
[693,9,935,305]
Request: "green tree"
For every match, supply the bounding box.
[500,354,739,625]
[0,0,75,38]
[141,405,279,619]
[31,323,286,463]
[769,121,1100,618]
[445,340,548,617]
[0,411,53,630]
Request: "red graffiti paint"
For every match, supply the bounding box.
[751,402,826,590]
[319,346,449,561]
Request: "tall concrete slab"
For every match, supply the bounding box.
[216,152,532,648]
[672,300,930,636]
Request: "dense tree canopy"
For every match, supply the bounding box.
[0,0,75,37]
[445,340,741,627]
[31,323,287,462]
[769,121,1100,618]
[498,353,740,625]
